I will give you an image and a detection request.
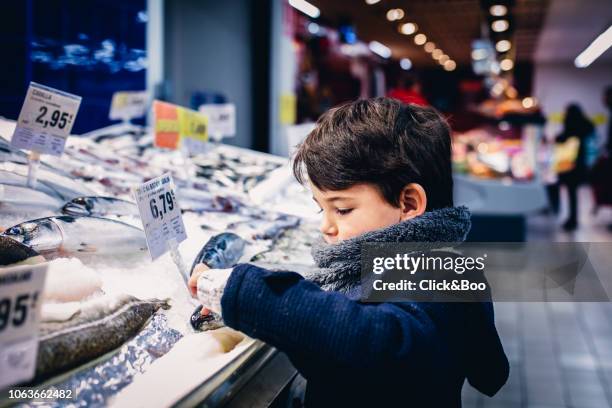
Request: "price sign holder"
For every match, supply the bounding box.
[0,263,48,390]
[109,90,148,124]
[198,103,236,143]
[133,174,189,287]
[10,82,82,188]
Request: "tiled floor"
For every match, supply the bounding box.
[463,187,612,407]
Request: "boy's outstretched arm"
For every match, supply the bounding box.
[219,263,439,369]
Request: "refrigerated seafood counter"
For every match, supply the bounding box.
[0,118,321,407]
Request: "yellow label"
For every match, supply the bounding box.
[178,108,208,142]
[280,93,296,125]
[155,118,180,133]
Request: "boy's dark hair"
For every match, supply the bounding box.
[292,97,453,211]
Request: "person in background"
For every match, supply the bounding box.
[387,74,429,106]
[553,104,595,231]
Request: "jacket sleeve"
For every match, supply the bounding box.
[221,263,439,369]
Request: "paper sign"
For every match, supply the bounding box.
[11,82,81,156]
[198,104,236,137]
[133,173,187,260]
[0,263,48,389]
[153,100,208,153]
[109,91,148,121]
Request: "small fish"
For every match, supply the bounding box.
[190,305,224,331]
[62,196,139,217]
[0,236,44,266]
[2,215,147,260]
[189,232,246,275]
[35,294,170,381]
[189,233,247,332]
[0,183,64,215]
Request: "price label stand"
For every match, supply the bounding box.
[10,82,82,187]
[133,174,189,293]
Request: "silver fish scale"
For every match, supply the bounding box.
[17,314,182,408]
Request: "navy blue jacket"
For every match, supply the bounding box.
[221,263,509,407]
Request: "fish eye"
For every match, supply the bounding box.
[74,197,87,205]
[7,226,23,235]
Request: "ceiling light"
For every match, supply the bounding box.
[308,22,320,35]
[489,5,507,17]
[496,40,511,52]
[439,54,449,64]
[399,22,417,35]
[491,19,509,32]
[386,8,405,21]
[400,58,412,70]
[432,49,443,59]
[288,0,320,18]
[414,33,427,45]
[365,0,381,4]
[424,42,436,53]
[369,41,392,58]
[522,97,536,108]
[574,24,612,68]
[443,60,456,71]
[500,58,514,71]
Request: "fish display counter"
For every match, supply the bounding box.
[0,118,318,407]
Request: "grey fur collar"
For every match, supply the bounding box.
[305,206,471,293]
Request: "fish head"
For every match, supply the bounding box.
[62,197,94,216]
[2,219,62,253]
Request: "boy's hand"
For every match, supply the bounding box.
[189,263,210,297]
[189,264,233,316]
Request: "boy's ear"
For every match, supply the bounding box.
[399,183,427,221]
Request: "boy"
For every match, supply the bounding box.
[189,98,509,407]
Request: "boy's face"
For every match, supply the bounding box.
[312,183,425,244]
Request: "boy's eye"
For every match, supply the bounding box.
[316,208,323,214]
[336,208,353,215]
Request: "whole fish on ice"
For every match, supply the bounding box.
[62,196,140,217]
[1,215,147,260]
[0,235,45,266]
[35,294,169,381]
[189,233,246,331]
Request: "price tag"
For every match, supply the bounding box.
[153,100,208,154]
[11,82,82,156]
[198,103,236,137]
[0,263,48,390]
[133,174,187,260]
[109,91,148,121]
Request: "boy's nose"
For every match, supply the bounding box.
[319,216,337,239]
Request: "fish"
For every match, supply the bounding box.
[189,233,247,332]
[189,232,246,275]
[0,170,65,200]
[0,183,64,215]
[62,196,140,217]
[35,294,170,381]
[0,235,45,266]
[1,215,147,260]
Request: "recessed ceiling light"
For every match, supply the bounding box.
[400,58,412,70]
[414,33,427,45]
[491,19,509,33]
[432,49,444,59]
[489,5,507,17]
[500,58,514,71]
[443,60,456,71]
[424,42,436,53]
[399,22,417,35]
[496,40,511,52]
[386,8,405,21]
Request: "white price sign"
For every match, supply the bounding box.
[11,82,82,156]
[133,174,187,260]
[0,263,48,390]
[109,90,148,121]
[198,103,236,137]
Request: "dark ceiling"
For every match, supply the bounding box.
[309,0,550,67]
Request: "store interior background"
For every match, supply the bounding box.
[2,0,612,407]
